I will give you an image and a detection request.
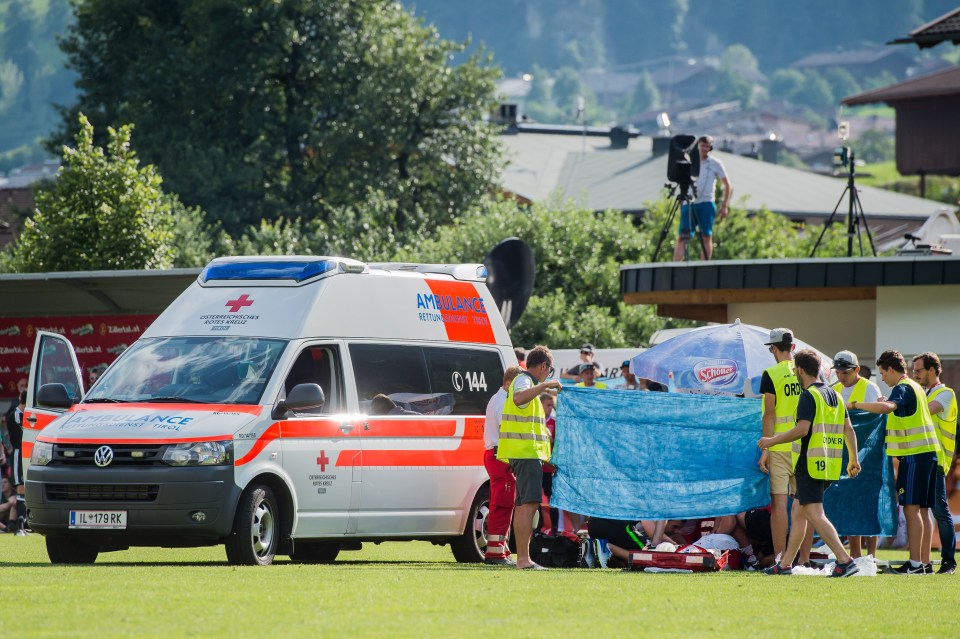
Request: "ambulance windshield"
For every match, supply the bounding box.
[84,337,287,405]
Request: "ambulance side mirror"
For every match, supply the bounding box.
[273,383,325,419]
[37,383,76,410]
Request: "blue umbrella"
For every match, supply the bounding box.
[630,319,834,397]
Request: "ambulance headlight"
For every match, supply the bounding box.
[162,440,232,466]
[31,441,54,466]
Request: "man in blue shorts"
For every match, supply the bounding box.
[673,135,732,261]
[857,349,942,574]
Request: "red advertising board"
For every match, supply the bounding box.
[0,315,157,396]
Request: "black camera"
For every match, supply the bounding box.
[666,134,700,185]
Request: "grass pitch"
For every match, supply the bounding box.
[2,535,954,638]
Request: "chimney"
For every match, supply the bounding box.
[760,138,779,164]
[493,103,518,126]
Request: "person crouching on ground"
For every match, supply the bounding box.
[758,349,861,577]
[497,345,562,570]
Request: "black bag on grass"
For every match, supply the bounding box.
[529,532,583,568]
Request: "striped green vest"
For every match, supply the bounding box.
[764,360,802,459]
[496,372,550,462]
[806,386,846,481]
[928,384,957,475]
[886,377,940,458]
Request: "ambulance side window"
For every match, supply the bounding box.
[350,344,429,413]
[282,346,342,414]
[349,343,504,416]
[423,347,504,415]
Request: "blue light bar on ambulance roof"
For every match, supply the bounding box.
[200,259,338,283]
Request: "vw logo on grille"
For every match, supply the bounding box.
[93,445,115,468]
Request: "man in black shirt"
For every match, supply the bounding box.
[758,349,861,577]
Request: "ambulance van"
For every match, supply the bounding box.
[22,256,512,565]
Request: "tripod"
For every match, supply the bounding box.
[810,150,876,258]
[652,182,707,261]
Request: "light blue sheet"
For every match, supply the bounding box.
[550,387,896,533]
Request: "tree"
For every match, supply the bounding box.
[768,69,805,102]
[855,129,895,164]
[625,71,660,115]
[823,67,862,103]
[53,0,503,236]
[6,114,187,272]
[793,71,834,110]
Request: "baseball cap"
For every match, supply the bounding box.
[580,343,594,353]
[621,360,631,368]
[763,328,793,346]
[833,350,859,371]
[578,362,598,374]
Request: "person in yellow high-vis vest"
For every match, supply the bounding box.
[911,352,956,574]
[858,349,941,575]
[574,362,607,389]
[758,349,861,577]
[831,349,882,560]
[758,328,804,565]
[497,344,562,570]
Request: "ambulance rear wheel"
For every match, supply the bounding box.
[450,485,490,563]
[290,541,340,563]
[226,484,279,566]
[46,536,99,564]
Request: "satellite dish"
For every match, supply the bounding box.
[483,238,535,330]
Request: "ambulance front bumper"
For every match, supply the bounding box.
[24,465,241,546]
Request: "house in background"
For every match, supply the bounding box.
[0,160,59,249]
[842,64,960,198]
[498,125,952,251]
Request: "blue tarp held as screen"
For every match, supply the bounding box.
[550,387,897,535]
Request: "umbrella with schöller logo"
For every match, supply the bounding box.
[630,318,834,397]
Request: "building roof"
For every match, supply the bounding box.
[792,47,913,68]
[498,130,947,232]
[890,7,960,48]
[842,64,960,105]
[0,268,200,316]
[619,255,960,323]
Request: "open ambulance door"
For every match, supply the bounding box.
[23,331,85,467]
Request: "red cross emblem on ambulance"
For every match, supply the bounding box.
[225,294,254,313]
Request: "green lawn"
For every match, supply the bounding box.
[3,535,954,638]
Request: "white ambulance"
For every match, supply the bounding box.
[23,256,513,565]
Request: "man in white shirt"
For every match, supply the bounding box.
[912,352,956,574]
[831,349,883,559]
[483,366,521,565]
[673,135,732,261]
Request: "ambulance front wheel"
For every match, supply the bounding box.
[450,484,490,563]
[46,536,99,564]
[225,483,279,566]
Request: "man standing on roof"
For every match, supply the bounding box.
[483,366,522,566]
[758,328,802,565]
[832,349,883,559]
[673,135,732,261]
[498,345,562,570]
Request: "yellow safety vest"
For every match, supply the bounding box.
[763,360,802,458]
[497,372,550,462]
[886,377,940,457]
[929,384,957,475]
[806,386,846,481]
[575,382,608,389]
[831,377,870,404]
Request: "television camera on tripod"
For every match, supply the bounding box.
[652,134,706,261]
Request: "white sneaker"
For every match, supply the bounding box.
[14,528,30,536]
[596,540,611,569]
